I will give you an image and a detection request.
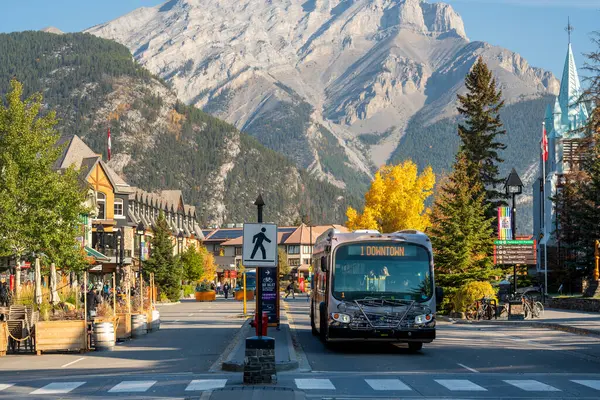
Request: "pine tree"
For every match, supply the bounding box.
[429,154,500,304]
[144,212,181,301]
[457,57,507,205]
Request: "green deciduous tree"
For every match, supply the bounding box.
[0,78,87,273]
[429,154,500,309]
[181,243,204,283]
[144,212,181,301]
[278,248,290,279]
[457,57,507,207]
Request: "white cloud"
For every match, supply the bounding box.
[444,0,600,9]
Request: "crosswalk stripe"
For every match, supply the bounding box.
[504,380,560,391]
[435,379,487,391]
[366,379,411,391]
[295,378,336,390]
[572,380,600,390]
[31,382,85,395]
[108,380,157,393]
[0,384,14,392]
[185,379,227,391]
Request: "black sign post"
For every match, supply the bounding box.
[254,194,265,337]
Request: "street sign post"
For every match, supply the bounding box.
[494,240,536,265]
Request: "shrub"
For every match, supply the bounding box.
[451,281,496,313]
[182,284,195,297]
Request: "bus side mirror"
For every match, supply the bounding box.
[435,286,444,305]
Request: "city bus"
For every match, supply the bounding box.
[310,229,443,351]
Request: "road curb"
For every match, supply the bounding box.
[438,315,600,337]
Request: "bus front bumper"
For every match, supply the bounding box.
[328,327,436,342]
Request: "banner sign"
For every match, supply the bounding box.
[259,267,278,323]
[494,240,536,265]
[497,207,512,240]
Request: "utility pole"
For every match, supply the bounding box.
[255,194,264,338]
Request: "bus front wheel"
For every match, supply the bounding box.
[408,342,423,352]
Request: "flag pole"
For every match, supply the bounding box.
[542,121,548,296]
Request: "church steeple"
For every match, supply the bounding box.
[557,19,588,133]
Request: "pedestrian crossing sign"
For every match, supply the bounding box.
[242,223,278,267]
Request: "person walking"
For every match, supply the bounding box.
[217,281,222,295]
[285,281,295,299]
[223,282,230,299]
[0,282,8,307]
[86,289,101,318]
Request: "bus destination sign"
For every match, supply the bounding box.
[494,240,536,265]
[348,244,417,257]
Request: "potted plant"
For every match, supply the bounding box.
[194,282,216,302]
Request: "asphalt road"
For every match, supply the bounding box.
[1,297,600,399]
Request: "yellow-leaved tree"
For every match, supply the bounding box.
[346,160,435,232]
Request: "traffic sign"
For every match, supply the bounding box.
[242,223,277,267]
[494,240,536,265]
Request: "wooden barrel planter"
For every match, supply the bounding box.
[35,320,86,355]
[195,291,216,302]
[148,310,160,331]
[234,290,254,301]
[131,314,148,338]
[92,322,115,351]
[116,314,131,340]
[0,322,7,356]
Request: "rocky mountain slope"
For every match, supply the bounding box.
[87,0,559,198]
[0,31,355,225]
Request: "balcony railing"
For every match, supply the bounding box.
[100,248,132,258]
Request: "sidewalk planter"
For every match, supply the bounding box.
[131,314,148,338]
[116,313,132,340]
[93,316,118,342]
[195,290,216,302]
[35,320,86,355]
[234,290,254,301]
[148,309,160,331]
[0,322,7,356]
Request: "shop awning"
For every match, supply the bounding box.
[85,246,109,261]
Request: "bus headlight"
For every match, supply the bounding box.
[414,314,433,325]
[331,313,351,323]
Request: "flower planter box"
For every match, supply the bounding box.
[234,290,254,301]
[195,291,216,302]
[116,313,132,340]
[35,320,86,355]
[0,322,7,356]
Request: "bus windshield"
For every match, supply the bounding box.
[332,241,432,302]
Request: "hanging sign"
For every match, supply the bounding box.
[497,207,512,240]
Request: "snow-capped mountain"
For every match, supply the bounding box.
[87,0,559,192]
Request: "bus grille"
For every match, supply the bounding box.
[349,313,414,330]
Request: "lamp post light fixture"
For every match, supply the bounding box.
[504,168,523,295]
[177,231,184,255]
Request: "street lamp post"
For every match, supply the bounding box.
[95,224,105,252]
[177,231,184,255]
[116,228,123,278]
[505,168,523,295]
[136,222,145,312]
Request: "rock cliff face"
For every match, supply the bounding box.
[87,0,558,191]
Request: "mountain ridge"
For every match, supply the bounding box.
[86,0,558,196]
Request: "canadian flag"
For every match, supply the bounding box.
[541,123,548,162]
[107,127,111,161]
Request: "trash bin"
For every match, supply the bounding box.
[254,311,268,336]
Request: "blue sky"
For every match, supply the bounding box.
[0,0,598,78]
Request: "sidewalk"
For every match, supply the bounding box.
[220,304,298,372]
[442,308,600,337]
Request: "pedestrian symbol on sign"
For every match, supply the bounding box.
[251,228,272,260]
[242,223,278,267]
